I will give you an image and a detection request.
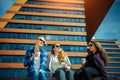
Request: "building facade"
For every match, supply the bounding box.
[0,0,87,77]
[0,0,119,79]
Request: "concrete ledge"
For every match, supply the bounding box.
[0,77,56,80]
[0,77,118,80]
[0,77,31,80]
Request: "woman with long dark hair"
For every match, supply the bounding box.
[74,41,109,80]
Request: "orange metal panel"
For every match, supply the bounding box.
[0,19,86,26]
[107,66,120,68]
[0,63,25,69]
[92,39,116,42]
[0,28,86,36]
[0,0,27,29]
[0,63,81,69]
[0,38,87,46]
[1,63,119,71]
[16,0,26,4]
[14,3,84,11]
[109,57,120,59]
[34,0,84,4]
[72,64,82,69]
[108,62,120,64]
[0,50,87,57]
[7,10,85,18]
[107,52,120,54]
[0,50,26,55]
[108,72,120,74]
[104,48,120,50]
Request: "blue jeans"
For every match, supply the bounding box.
[28,69,50,80]
[53,67,74,80]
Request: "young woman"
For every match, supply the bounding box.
[47,43,74,80]
[74,41,109,80]
[24,36,50,80]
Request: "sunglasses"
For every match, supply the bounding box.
[88,44,93,47]
[39,39,45,44]
[55,45,60,48]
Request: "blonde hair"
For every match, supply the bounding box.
[58,49,67,63]
[91,41,109,64]
[34,36,43,53]
[51,43,67,63]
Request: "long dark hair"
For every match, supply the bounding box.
[90,41,109,65]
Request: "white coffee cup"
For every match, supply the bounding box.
[81,58,86,64]
[37,52,40,56]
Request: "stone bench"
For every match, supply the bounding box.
[0,77,56,80]
[0,77,118,80]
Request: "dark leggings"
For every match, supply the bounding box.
[53,67,74,80]
[74,67,101,80]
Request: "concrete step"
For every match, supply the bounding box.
[0,77,119,80]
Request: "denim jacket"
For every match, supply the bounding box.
[24,48,48,73]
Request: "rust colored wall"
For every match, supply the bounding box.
[84,0,114,41]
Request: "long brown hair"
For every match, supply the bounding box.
[51,43,67,63]
[90,41,109,65]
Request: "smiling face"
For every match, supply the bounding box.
[51,43,61,55]
[53,44,61,53]
[37,36,46,47]
[34,36,46,53]
[37,38,44,47]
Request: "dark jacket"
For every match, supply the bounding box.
[84,51,109,80]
